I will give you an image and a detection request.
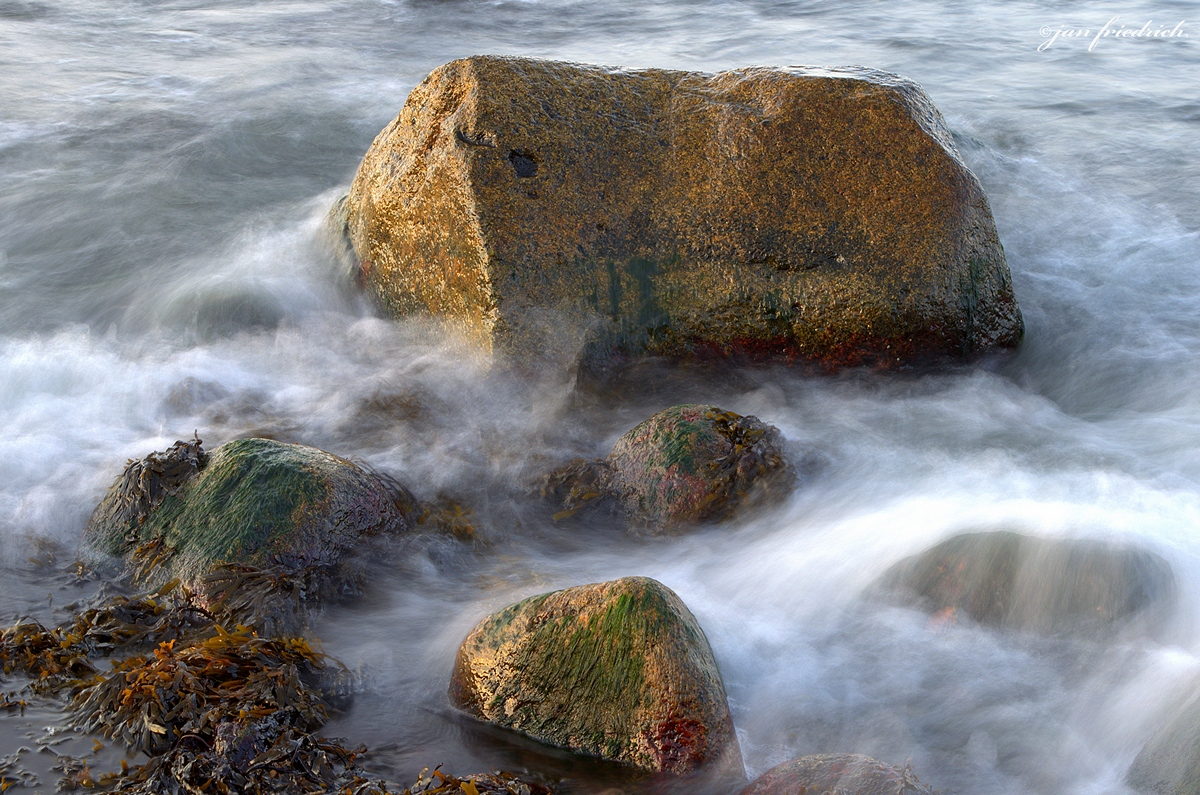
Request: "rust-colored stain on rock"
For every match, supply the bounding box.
[341,56,1023,369]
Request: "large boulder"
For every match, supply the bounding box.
[1127,690,1200,795]
[738,754,936,795]
[544,404,794,532]
[83,436,414,588]
[448,576,741,775]
[874,530,1175,636]
[336,55,1022,373]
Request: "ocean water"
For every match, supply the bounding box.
[1,0,1198,792]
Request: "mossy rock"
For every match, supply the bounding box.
[83,437,414,588]
[874,530,1175,636]
[1128,687,1200,795]
[339,56,1022,372]
[449,576,741,775]
[543,404,794,532]
[738,754,936,795]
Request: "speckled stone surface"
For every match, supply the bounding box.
[738,754,937,795]
[339,56,1022,370]
[1128,691,1200,795]
[448,576,741,775]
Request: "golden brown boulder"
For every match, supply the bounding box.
[448,577,741,775]
[738,754,937,795]
[339,56,1022,372]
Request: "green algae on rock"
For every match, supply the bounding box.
[874,530,1176,636]
[448,576,741,775]
[737,754,936,795]
[338,55,1023,373]
[543,404,794,532]
[83,437,414,589]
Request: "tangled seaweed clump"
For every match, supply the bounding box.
[0,580,208,694]
[0,576,351,793]
[0,571,554,795]
[106,436,209,530]
[71,627,331,756]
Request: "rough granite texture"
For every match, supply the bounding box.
[543,404,794,532]
[876,530,1175,635]
[448,576,741,775]
[738,754,937,795]
[338,55,1023,371]
[608,403,792,529]
[84,438,411,587]
[1128,691,1200,795]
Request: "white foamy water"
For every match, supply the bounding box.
[1,0,1198,792]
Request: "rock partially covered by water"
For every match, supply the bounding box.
[543,404,793,532]
[875,530,1175,636]
[738,754,936,795]
[338,55,1022,372]
[1127,691,1200,795]
[448,576,741,775]
[84,436,414,589]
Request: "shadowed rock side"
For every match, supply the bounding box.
[448,576,742,775]
[543,404,794,532]
[1127,689,1200,795]
[83,437,415,590]
[874,530,1175,636]
[338,55,1022,373]
[738,754,936,795]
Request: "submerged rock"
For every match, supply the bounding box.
[448,576,741,775]
[738,754,936,795]
[543,404,794,532]
[399,768,552,795]
[83,436,415,589]
[1127,690,1200,795]
[338,55,1022,373]
[874,530,1175,636]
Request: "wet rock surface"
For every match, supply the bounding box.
[339,55,1022,372]
[875,530,1175,636]
[448,576,741,775]
[0,576,552,795]
[543,404,794,532]
[1127,689,1200,795]
[738,753,937,795]
[83,436,415,590]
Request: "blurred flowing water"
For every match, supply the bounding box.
[1,0,1198,792]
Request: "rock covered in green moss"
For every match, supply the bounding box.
[1127,690,1200,795]
[83,436,414,588]
[543,404,793,532]
[608,404,793,528]
[874,530,1175,636]
[738,754,936,795]
[448,576,741,775]
[339,56,1023,372]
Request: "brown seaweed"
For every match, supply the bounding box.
[71,627,330,756]
[0,580,206,694]
[0,566,552,795]
[111,435,209,532]
[401,767,552,795]
[699,408,795,520]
